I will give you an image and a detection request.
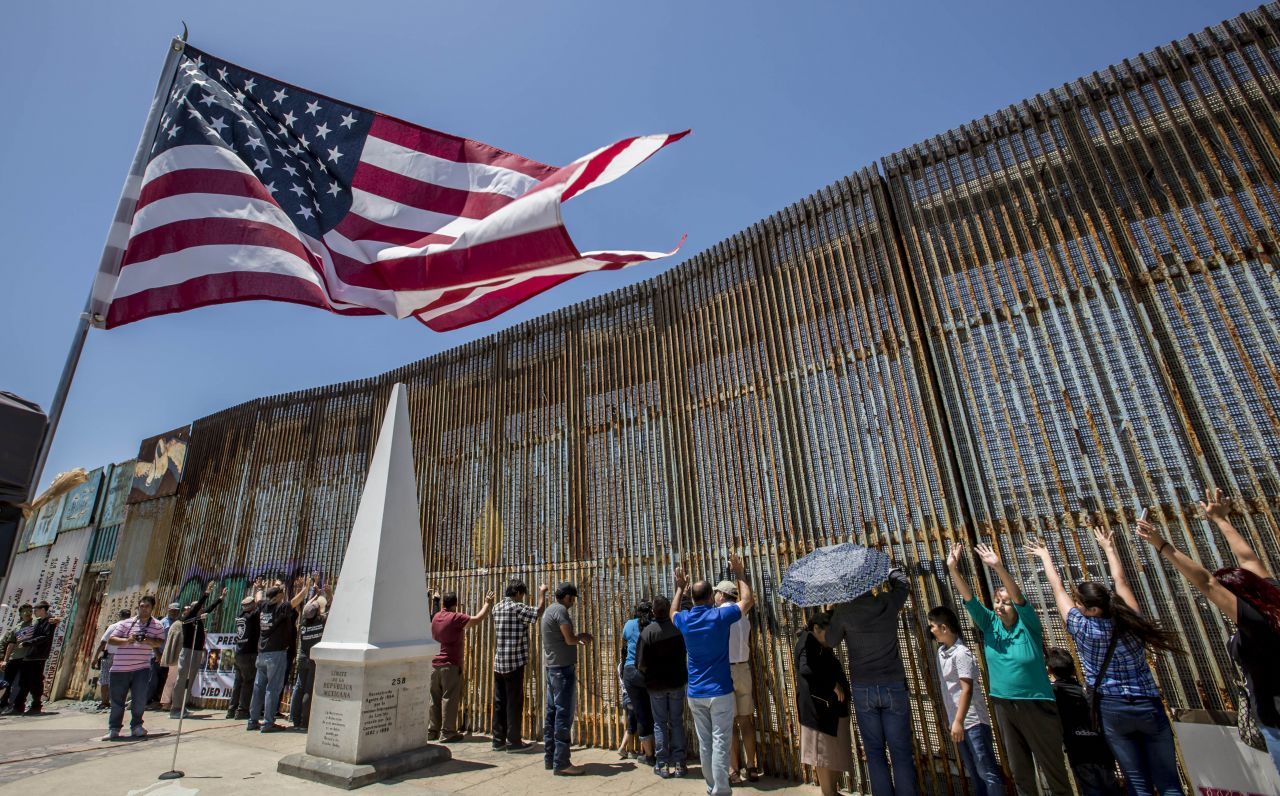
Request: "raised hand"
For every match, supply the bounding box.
[205,581,217,594]
[946,542,963,569]
[974,543,1002,569]
[1135,517,1164,547]
[219,586,228,599]
[1200,487,1233,524]
[728,553,745,577]
[1091,524,1116,552]
[673,566,688,589]
[1025,536,1051,561]
[538,584,549,595]
[484,591,496,604]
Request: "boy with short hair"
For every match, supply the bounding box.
[927,606,1003,796]
[1045,647,1123,796]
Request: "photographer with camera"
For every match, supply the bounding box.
[103,596,166,740]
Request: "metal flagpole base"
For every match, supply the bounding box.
[158,770,184,780]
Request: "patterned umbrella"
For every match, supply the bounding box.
[779,542,892,607]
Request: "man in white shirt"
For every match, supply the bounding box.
[92,610,133,707]
[713,580,760,783]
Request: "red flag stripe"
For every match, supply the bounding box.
[351,161,515,221]
[368,116,556,181]
[120,216,319,271]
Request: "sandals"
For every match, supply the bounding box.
[748,767,763,782]
[729,771,747,786]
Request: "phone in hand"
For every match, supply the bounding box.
[1139,507,1151,523]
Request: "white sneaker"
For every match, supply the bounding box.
[101,730,119,741]
[131,727,148,738]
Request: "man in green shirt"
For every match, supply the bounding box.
[947,542,1071,796]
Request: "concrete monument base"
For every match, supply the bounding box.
[278,745,451,790]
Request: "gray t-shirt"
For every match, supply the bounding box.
[826,567,910,686]
[937,641,991,729]
[541,602,577,668]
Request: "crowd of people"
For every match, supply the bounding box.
[24,488,1278,795]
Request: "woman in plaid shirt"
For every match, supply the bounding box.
[1028,526,1185,796]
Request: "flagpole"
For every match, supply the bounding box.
[1,36,187,595]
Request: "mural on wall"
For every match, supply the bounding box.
[58,468,103,533]
[128,428,190,504]
[24,494,64,549]
[99,461,135,527]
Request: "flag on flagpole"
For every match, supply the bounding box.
[91,45,687,332]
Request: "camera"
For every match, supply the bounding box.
[133,632,147,643]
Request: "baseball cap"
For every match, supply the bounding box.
[240,595,256,606]
[168,602,181,610]
[713,580,738,598]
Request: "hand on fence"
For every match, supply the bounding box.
[1024,537,1051,561]
[1091,525,1117,552]
[1200,487,1233,524]
[974,543,1002,569]
[946,542,963,569]
[1135,518,1166,549]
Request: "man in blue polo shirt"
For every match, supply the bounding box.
[672,553,754,796]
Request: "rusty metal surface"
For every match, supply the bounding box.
[93,4,1280,789]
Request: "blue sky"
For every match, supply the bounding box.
[1,0,1257,491]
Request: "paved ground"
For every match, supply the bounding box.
[0,703,815,795]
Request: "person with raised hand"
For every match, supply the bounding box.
[428,588,495,743]
[1135,489,1280,777]
[673,553,754,796]
[1027,527,1185,796]
[946,541,1071,795]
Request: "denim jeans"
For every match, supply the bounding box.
[1261,722,1280,780]
[851,683,918,796]
[249,650,288,726]
[289,657,315,727]
[956,723,1004,796]
[649,688,687,766]
[622,665,654,739]
[1097,696,1183,796]
[689,692,735,796]
[108,667,152,732]
[543,665,576,771]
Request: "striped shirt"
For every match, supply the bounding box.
[110,617,166,672]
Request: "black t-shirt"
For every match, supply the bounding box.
[635,618,687,691]
[1229,578,1280,728]
[1052,679,1115,766]
[298,616,326,660]
[235,608,261,655]
[258,600,297,653]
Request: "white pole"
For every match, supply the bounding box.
[1,37,186,593]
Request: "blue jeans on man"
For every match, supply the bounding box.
[1097,696,1182,796]
[248,649,288,728]
[649,688,687,767]
[689,692,735,796]
[543,665,576,771]
[1262,723,1280,780]
[108,667,152,733]
[851,683,918,796]
[957,722,1004,796]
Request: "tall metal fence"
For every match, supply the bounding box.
[111,4,1280,791]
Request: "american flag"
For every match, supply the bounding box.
[94,45,686,332]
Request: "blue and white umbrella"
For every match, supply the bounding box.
[779,542,892,607]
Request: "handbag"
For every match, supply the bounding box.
[1236,681,1267,751]
[1085,630,1121,734]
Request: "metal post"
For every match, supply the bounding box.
[0,37,186,596]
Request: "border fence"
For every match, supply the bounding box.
[75,4,1280,791]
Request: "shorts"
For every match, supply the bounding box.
[730,661,754,716]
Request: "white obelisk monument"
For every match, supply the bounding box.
[279,383,449,788]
